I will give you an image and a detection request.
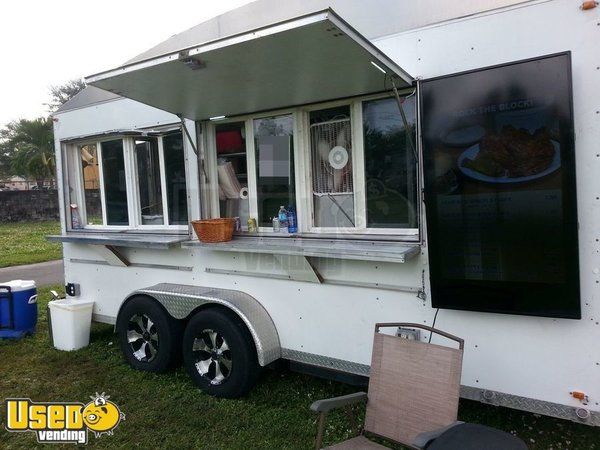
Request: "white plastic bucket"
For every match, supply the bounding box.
[48,299,95,351]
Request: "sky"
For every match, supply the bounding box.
[0,0,254,126]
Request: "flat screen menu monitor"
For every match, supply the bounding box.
[421,52,580,319]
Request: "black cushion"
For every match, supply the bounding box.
[427,423,528,450]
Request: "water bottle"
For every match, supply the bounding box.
[272,217,280,232]
[278,206,288,233]
[70,204,83,229]
[287,206,297,233]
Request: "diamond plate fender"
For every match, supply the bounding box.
[125,283,281,366]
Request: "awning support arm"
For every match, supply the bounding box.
[178,114,198,155]
[178,114,209,183]
[390,78,418,163]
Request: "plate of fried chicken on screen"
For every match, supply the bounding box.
[458,126,561,183]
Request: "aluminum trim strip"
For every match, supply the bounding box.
[282,348,370,376]
[69,258,193,272]
[323,279,420,293]
[206,268,294,281]
[206,268,421,293]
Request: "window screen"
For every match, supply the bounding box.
[309,106,354,228]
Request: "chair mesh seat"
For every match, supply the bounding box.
[363,333,463,445]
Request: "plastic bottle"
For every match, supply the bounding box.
[272,217,280,232]
[287,206,297,233]
[278,206,288,233]
[70,204,83,229]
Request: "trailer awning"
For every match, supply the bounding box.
[86,9,413,120]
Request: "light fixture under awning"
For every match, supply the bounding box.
[86,9,413,121]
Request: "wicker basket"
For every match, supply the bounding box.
[191,218,235,243]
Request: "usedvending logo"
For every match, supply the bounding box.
[4,392,124,444]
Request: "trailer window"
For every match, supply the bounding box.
[309,106,354,228]
[362,96,417,229]
[133,132,188,227]
[79,144,102,225]
[163,132,188,225]
[215,122,249,225]
[101,139,129,226]
[205,95,419,239]
[253,114,295,227]
[135,138,164,225]
[69,130,188,231]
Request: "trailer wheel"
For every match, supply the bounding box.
[116,296,182,373]
[182,308,259,398]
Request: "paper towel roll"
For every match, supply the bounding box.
[240,187,249,199]
[217,161,242,199]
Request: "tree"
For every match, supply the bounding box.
[0,142,11,178]
[0,118,55,187]
[48,79,86,111]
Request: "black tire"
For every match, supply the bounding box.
[183,308,259,398]
[116,295,183,373]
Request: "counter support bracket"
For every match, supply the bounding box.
[92,245,130,267]
[273,254,323,283]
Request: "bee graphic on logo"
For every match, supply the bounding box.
[82,392,125,438]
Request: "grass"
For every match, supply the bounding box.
[0,286,598,449]
[0,221,62,268]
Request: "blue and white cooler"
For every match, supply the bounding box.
[0,279,37,339]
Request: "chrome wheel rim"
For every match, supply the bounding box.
[127,314,159,362]
[192,329,232,385]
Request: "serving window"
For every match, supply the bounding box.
[67,130,188,230]
[309,105,355,229]
[253,114,296,228]
[78,143,102,225]
[206,92,419,239]
[135,138,163,225]
[363,97,418,229]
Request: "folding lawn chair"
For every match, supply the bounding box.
[310,323,528,450]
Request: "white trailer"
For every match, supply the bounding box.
[50,0,599,424]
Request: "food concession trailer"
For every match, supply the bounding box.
[49,0,599,425]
